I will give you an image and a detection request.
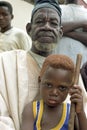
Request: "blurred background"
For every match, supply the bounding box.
[1,0,87,31]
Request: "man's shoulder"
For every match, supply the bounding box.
[6,27,28,39]
[11,27,28,35]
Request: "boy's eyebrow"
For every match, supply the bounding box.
[42,79,51,83]
[42,80,73,86]
[60,82,73,87]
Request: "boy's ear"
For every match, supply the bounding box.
[38,76,41,83]
[38,76,41,89]
[26,23,31,35]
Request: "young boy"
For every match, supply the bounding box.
[20,54,87,130]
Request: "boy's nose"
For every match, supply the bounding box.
[52,88,58,96]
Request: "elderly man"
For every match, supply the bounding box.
[0,0,87,130]
[0,0,63,130]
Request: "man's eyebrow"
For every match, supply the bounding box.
[50,17,59,22]
[34,15,44,21]
[35,16,59,22]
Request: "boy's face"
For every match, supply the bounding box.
[39,66,73,107]
[0,6,13,31]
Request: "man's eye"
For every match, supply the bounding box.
[50,21,59,27]
[58,86,68,91]
[36,20,43,24]
[2,13,9,16]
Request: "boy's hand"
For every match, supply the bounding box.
[69,85,83,113]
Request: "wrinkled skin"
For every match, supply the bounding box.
[26,8,63,56]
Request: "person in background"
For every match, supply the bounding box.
[81,61,87,92]
[21,54,87,130]
[55,0,87,66]
[0,1,31,52]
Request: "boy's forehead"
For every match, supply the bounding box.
[43,67,73,77]
[42,67,74,86]
[46,67,71,74]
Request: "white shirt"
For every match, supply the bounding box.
[55,4,87,66]
[0,27,32,52]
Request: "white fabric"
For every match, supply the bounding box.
[29,51,46,68]
[55,4,87,66]
[0,50,87,130]
[0,50,40,130]
[0,27,32,52]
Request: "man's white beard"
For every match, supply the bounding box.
[33,40,57,52]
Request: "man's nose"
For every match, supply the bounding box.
[44,22,51,30]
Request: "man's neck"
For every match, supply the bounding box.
[65,0,78,4]
[1,26,12,33]
[31,48,53,57]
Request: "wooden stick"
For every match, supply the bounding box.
[68,54,82,130]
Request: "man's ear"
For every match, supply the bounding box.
[59,26,63,38]
[11,14,14,20]
[26,23,31,35]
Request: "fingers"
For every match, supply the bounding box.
[69,85,82,101]
[69,85,82,95]
[69,85,84,113]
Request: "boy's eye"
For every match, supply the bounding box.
[42,82,52,88]
[58,86,69,91]
[46,83,52,88]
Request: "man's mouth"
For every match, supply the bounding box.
[37,30,54,37]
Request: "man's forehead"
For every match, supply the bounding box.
[32,0,61,17]
[33,8,60,19]
[0,6,9,12]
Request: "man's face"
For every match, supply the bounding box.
[0,6,13,31]
[29,8,62,52]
